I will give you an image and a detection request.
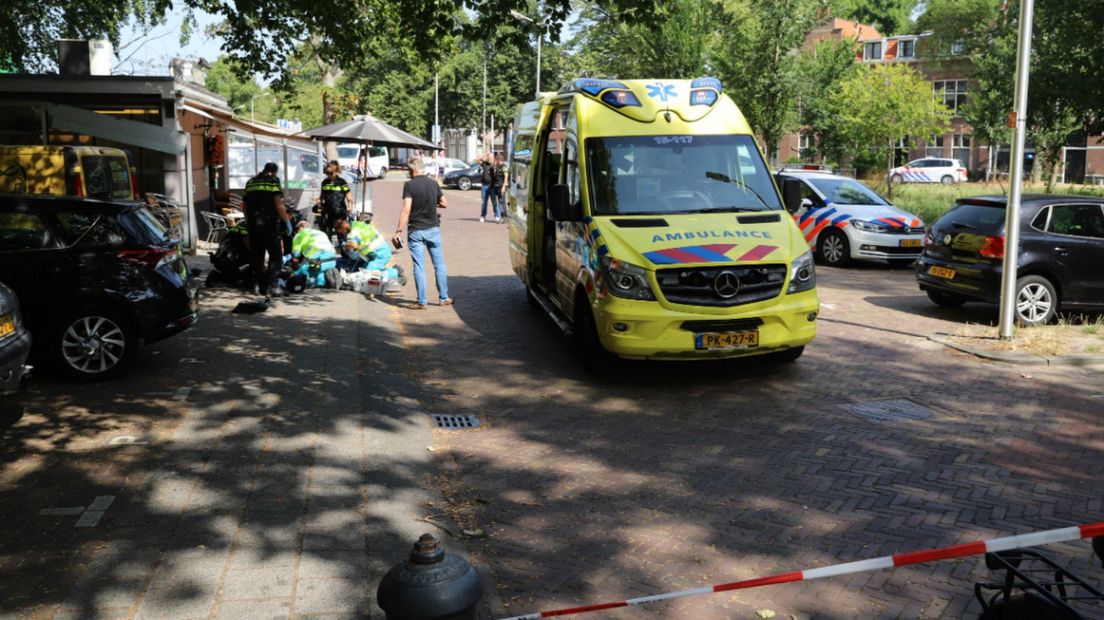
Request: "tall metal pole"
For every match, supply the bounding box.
[535,32,542,98]
[482,61,487,154]
[434,72,440,146]
[997,0,1035,339]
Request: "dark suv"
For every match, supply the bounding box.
[916,195,1104,325]
[0,195,199,379]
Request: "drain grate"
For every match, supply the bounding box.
[432,414,481,429]
[842,399,935,423]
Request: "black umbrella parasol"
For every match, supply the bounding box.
[298,115,441,151]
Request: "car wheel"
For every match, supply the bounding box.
[816,229,851,266]
[926,289,967,308]
[891,174,904,185]
[377,167,387,180]
[1015,275,1057,326]
[575,295,618,376]
[767,346,804,363]
[457,176,472,191]
[940,175,954,185]
[53,306,136,381]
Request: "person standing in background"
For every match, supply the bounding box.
[393,158,451,309]
[493,153,508,222]
[479,152,499,223]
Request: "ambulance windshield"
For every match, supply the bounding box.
[585,134,782,215]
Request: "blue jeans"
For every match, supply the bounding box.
[480,185,501,219]
[408,227,449,305]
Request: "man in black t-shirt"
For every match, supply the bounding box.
[316,161,352,236]
[393,158,450,309]
[243,162,292,296]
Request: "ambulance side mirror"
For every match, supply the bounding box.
[782,179,803,214]
[548,184,581,222]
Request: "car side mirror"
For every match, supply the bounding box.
[548,184,582,222]
[782,179,803,214]
[801,198,813,210]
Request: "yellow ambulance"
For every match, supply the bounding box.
[0,145,138,201]
[506,78,818,370]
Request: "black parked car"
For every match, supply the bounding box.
[0,281,32,406]
[0,195,199,379]
[916,195,1104,325]
[442,164,483,191]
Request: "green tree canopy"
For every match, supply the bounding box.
[830,63,951,196]
[794,37,860,164]
[830,0,919,36]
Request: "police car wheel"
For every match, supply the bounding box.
[52,306,137,381]
[816,229,851,266]
[457,176,472,191]
[940,175,954,185]
[891,174,904,185]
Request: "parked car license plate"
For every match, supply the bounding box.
[0,315,13,338]
[928,266,956,279]
[900,239,922,248]
[695,331,759,350]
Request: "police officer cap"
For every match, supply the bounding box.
[263,162,279,174]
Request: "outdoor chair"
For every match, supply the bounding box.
[201,211,231,245]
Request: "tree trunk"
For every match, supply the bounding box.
[312,36,341,163]
[886,145,895,200]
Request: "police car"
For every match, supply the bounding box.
[776,168,926,267]
[889,157,968,185]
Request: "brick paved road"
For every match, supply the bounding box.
[376,182,1104,619]
[2,177,1102,620]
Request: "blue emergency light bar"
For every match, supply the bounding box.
[690,77,723,92]
[570,78,630,96]
[601,90,642,108]
[689,89,718,106]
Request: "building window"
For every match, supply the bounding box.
[926,134,945,159]
[863,41,883,61]
[894,136,910,166]
[952,134,971,168]
[934,80,969,116]
[798,132,812,153]
[951,40,965,55]
[898,39,916,59]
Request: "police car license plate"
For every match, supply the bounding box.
[695,331,759,350]
[928,266,956,279]
[900,239,922,248]
[0,315,13,339]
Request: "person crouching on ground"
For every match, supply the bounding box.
[289,221,339,288]
[393,158,451,309]
[334,217,406,290]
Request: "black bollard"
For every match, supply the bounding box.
[377,533,484,620]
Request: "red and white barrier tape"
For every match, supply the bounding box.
[499,521,1104,619]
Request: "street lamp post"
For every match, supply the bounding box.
[510,10,543,98]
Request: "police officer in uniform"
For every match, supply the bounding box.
[243,162,292,296]
[317,160,352,236]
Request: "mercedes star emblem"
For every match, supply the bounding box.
[713,270,741,299]
[942,233,953,245]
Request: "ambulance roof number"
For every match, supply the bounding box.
[654,136,693,145]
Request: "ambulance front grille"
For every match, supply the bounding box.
[656,264,788,307]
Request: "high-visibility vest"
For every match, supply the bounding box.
[291,228,335,258]
[348,221,386,256]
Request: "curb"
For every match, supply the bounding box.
[928,333,1104,367]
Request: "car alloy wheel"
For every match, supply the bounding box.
[1015,276,1057,326]
[817,229,850,266]
[457,176,472,191]
[891,174,904,184]
[941,175,954,185]
[61,314,128,376]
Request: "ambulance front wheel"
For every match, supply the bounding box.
[768,346,804,363]
[574,298,617,375]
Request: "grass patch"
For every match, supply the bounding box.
[948,314,1104,357]
[854,180,1104,225]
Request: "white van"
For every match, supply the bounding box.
[336,144,389,180]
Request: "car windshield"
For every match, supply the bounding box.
[585,134,783,215]
[807,177,889,206]
[337,147,359,159]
